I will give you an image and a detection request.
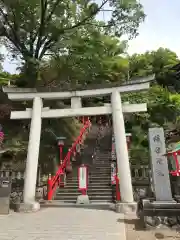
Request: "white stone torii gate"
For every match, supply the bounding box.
[3,80,151,210]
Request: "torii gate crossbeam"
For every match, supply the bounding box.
[10,104,147,119]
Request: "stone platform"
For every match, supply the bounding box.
[0,207,126,240]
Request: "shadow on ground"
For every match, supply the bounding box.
[118,218,180,239]
[117,218,145,231]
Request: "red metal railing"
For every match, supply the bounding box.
[115,175,121,201]
[47,118,91,200]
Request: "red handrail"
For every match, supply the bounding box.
[47,119,91,200]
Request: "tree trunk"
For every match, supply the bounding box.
[16,59,39,88]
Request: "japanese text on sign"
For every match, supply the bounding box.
[153,135,161,142]
[151,133,165,177]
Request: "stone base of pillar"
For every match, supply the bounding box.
[115,202,137,214]
[15,202,40,213]
[76,195,90,204]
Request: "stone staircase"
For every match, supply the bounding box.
[55,124,113,203]
[88,151,112,202]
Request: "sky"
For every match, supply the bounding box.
[2,0,180,73]
[128,0,180,56]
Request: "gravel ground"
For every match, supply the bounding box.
[124,213,180,240]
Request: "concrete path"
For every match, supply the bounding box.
[0,207,126,240]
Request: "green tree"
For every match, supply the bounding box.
[123,49,180,163]
[39,28,129,88]
[129,48,179,88]
[129,52,153,78]
[151,48,179,87]
[0,0,145,87]
[123,85,180,164]
[0,71,11,85]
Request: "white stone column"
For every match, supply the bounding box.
[111,91,134,203]
[23,97,42,204]
[71,97,82,108]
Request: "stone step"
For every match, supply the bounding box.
[89,195,113,200]
[67,174,111,178]
[95,154,111,156]
[94,161,111,163]
[93,164,111,167]
[58,188,112,193]
[93,159,111,161]
[66,177,111,181]
[65,180,111,185]
[95,160,111,163]
[70,170,111,174]
[88,181,111,185]
[90,169,111,171]
[59,183,112,188]
[94,160,111,162]
[91,167,111,170]
[92,164,111,167]
[49,200,113,205]
[89,178,111,180]
[90,167,111,170]
[55,195,80,200]
[56,192,112,198]
[91,167,111,169]
[88,191,112,195]
[89,174,111,177]
[94,161,111,164]
[56,192,81,196]
[55,194,112,200]
[64,183,111,188]
[87,163,111,165]
[91,170,111,172]
[89,176,111,179]
[60,184,112,189]
[62,186,111,190]
[92,158,111,161]
[40,200,113,206]
[89,180,111,183]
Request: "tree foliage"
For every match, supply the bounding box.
[129,48,179,88]
[0,0,145,87]
[39,29,129,88]
[125,49,180,163]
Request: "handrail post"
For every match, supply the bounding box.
[116,175,121,201]
[47,174,53,201]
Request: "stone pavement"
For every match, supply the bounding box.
[0,207,126,240]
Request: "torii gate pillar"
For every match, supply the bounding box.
[71,97,82,108]
[23,97,42,210]
[111,91,133,203]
